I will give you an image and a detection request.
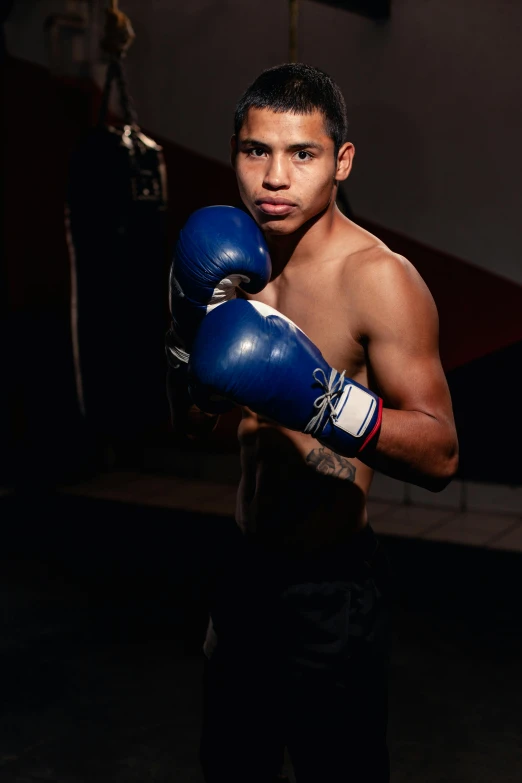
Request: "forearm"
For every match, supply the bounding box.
[184,405,220,440]
[358,408,459,491]
[166,365,219,440]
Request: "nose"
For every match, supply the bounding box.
[262,154,290,191]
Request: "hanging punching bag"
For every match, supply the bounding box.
[66,11,168,466]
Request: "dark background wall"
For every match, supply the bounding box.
[6,0,522,284]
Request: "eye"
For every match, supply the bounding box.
[247,147,267,158]
[294,150,313,161]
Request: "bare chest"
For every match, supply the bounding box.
[247,269,366,381]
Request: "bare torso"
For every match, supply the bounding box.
[236,218,387,555]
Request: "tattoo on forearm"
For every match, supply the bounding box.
[305,447,356,481]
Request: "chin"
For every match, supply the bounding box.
[259,217,298,235]
[254,210,308,235]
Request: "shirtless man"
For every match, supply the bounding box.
[166,64,458,783]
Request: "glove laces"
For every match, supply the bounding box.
[304,368,346,438]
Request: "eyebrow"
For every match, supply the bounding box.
[239,138,325,152]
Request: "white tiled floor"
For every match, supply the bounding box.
[370,505,457,538]
[421,511,519,547]
[465,481,522,515]
[487,524,522,552]
[57,472,522,554]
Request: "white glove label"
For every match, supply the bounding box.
[334,384,377,438]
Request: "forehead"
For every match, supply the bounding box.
[239,107,331,145]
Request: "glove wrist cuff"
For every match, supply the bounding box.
[165,326,190,368]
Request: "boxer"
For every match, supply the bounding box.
[167,63,458,783]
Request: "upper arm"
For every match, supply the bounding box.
[357,253,455,431]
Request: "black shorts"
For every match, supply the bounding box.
[200,525,392,783]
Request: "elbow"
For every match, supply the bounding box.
[425,442,459,493]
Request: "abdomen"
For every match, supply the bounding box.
[237,411,373,554]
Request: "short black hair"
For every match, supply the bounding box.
[234,63,348,156]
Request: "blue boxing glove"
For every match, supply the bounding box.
[165,205,271,416]
[188,298,382,458]
[166,205,271,369]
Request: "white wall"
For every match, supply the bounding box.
[6,0,522,283]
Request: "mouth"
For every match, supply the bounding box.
[254,197,296,216]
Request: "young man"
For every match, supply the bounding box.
[167,64,458,783]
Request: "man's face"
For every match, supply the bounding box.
[233,108,341,236]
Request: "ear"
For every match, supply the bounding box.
[230,135,238,168]
[335,142,355,182]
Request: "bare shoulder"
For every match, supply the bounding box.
[340,227,438,338]
[342,228,424,291]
